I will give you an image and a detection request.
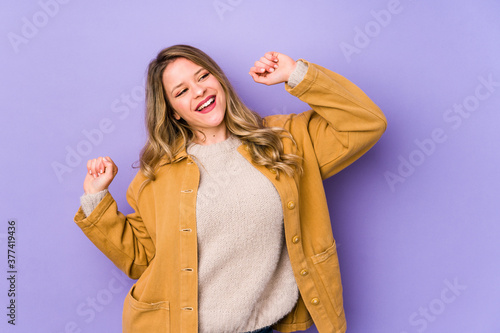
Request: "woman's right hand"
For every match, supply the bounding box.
[83,156,118,194]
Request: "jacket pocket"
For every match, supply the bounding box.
[122,286,170,333]
[311,241,344,316]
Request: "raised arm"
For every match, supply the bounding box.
[251,53,387,179]
[74,157,155,279]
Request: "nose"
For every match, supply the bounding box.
[192,82,205,98]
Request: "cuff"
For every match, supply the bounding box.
[287,60,308,88]
[80,189,109,217]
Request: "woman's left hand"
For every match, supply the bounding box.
[249,52,297,86]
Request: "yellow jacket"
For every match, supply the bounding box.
[74,60,387,333]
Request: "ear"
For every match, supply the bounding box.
[173,111,181,120]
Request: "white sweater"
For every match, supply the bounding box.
[186,135,298,333]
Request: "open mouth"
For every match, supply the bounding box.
[196,96,216,112]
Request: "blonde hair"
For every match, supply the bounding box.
[139,44,301,181]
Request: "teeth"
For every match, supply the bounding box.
[197,97,214,111]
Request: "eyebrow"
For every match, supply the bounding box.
[170,67,206,95]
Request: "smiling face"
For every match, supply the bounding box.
[162,57,227,140]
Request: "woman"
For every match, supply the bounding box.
[74,44,387,333]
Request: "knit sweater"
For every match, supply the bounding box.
[187,135,299,332]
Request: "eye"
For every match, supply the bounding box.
[199,72,210,81]
[175,88,187,98]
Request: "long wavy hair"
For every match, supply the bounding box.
[139,44,302,182]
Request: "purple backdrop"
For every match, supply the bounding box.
[1,1,499,332]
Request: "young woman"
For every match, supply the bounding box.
[74,45,387,333]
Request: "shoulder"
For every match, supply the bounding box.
[127,168,151,200]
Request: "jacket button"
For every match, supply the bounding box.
[300,269,309,276]
[292,236,300,244]
[311,298,320,305]
[287,201,295,209]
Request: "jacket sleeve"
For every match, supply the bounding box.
[73,176,155,279]
[280,60,387,179]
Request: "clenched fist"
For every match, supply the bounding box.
[83,156,118,194]
[249,51,297,86]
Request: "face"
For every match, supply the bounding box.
[162,57,227,135]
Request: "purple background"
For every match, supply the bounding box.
[1,1,499,332]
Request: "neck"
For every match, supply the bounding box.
[194,126,230,146]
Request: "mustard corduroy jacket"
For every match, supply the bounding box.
[74,60,387,333]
